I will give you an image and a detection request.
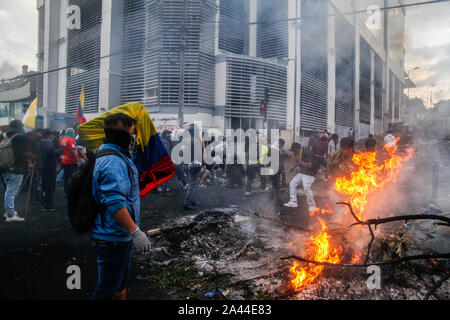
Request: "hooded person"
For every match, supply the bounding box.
[90,113,150,300]
[0,120,35,222]
[59,127,79,194]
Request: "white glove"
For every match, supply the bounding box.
[130,227,151,254]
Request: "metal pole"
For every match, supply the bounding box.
[24,165,35,222]
[293,0,298,142]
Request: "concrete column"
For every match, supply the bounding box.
[248,0,257,57]
[327,4,336,135]
[98,0,124,111]
[286,0,301,139]
[354,25,360,140]
[43,0,60,121]
[57,1,67,114]
[370,50,375,134]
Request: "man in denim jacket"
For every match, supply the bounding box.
[90,113,151,300]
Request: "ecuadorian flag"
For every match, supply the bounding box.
[77,102,175,197]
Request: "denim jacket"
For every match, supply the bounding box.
[90,144,140,242]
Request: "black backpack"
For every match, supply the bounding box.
[67,149,131,234]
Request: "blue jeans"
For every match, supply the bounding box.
[1,172,23,215]
[91,239,133,300]
[184,165,201,207]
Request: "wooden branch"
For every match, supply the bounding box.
[337,202,450,266]
[337,202,450,227]
[349,214,450,228]
[281,253,450,268]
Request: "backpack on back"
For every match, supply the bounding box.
[67,149,131,234]
[0,134,17,170]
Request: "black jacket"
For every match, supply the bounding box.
[39,139,62,171]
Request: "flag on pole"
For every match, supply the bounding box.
[77,102,175,196]
[22,97,38,129]
[77,86,87,125]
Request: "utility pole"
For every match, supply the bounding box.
[178,1,186,128]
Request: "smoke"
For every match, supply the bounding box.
[0,61,19,79]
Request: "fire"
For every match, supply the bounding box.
[289,138,414,291]
[351,253,361,264]
[289,217,342,290]
[308,203,334,217]
[334,139,414,220]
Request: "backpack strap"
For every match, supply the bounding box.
[94,149,135,226]
[95,149,133,181]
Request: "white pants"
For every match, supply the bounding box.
[289,173,316,208]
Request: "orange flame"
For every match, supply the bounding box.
[290,217,341,290]
[334,139,414,220]
[351,253,361,264]
[309,203,334,217]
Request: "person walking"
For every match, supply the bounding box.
[59,128,79,194]
[90,113,150,300]
[0,120,35,222]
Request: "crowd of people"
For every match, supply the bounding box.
[0,115,399,300]
[0,119,86,221]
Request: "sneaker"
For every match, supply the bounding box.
[245,191,251,196]
[6,213,25,222]
[4,211,17,219]
[284,202,298,208]
[198,184,207,188]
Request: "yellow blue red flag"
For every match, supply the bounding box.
[77,102,175,196]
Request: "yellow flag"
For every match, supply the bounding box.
[22,97,38,129]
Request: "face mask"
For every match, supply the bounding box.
[105,128,134,155]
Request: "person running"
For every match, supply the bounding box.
[284,142,319,212]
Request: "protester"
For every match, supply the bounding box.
[59,128,79,194]
[327,134,340,160]
[184,123,204,211]
[0,120,35,222]
[27,129,43,201]
[277,138,288,185]
[384,131,396,149]
[365,134,377,152]
[39,130,61,211]
[284,142,319,211]
[245,137,266,196]
[90,113,150,300]
[173,134,188,190]
[328,137,357,180]
[308,129,321,153]
[314,133,329,169]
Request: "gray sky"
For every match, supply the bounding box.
[0,0,449,105]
